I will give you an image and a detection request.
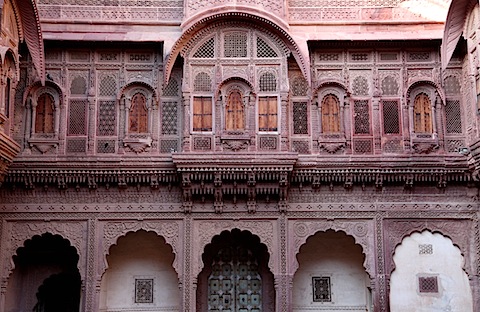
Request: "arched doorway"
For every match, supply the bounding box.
[196,229,275,311]
[6,233,81,312]
[390,230,473,312]
[292,230,371,311]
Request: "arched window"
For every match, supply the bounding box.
[129,93,148,133]
[225,90,244,131]
[413,93,432,133]
[35,93,55,134]
[321,94,340,133]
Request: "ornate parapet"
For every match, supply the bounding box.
[0,131,20,185]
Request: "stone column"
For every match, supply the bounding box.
[85,219,98,312]
[372,96,381,154]
[280,92,289,151]
[182,93,191,152]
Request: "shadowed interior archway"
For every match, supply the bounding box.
[196,229,275,312]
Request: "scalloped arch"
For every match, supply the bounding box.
[118,80,158,101]
[405,80,445,105]
[23,80,64,104]
[313,80,349,95]
[164,11,310,86]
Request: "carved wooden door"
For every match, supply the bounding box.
[208,246,262,311]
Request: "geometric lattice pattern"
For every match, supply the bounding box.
[446,139,465,153]
[292,140,310,154]
[70,76,87,95]
[96,139,116,153]
[66,138,86,153]
[160,139,179,153]
[257,37,278,58]
[98,100,116,136]
[224,33,247,58]
[293,102,308,134]
[193,37,215,58]
[418,276,438,293]
[259,136,277,150]
[352,76,369,96]
[194,72,212,92]
[354,100,370,134]
[419,244,433,255]
[163,79,179,97]
[382,100,400,134]
[193,137,212,150]
[135,279,153,303]
[381,76,399,95]
[291,77,308,96]
[68,100,87,135]
[162,101,178,135]
[259,72,277,92]
[312,277,331,302]
[383,139,403,153]
[99,76,117,97]
[444,76,461,95]
[445,100,462,134]
[353,138,373,154]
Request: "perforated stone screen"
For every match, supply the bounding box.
[66,138,86,153]
[293,102,308,135]
[291,77,308,96]
[381,76,399,95]
[259,72,277,92]
[418,276,438,293]
[382,100,400,134]
[194,72,212,92]
[162,101,178,135]
[68,100,87,135]
[352,76,369,96]
[135,279,153,303]
[354,100,370,134]
[224,33,247,58]
[353,138,373,154]
[99,76,117,97]
[445,76,461,95]
[257,37,278,58]
[445,100,462,134]
[70,76,87,95]
[96,139,116,154]
[98,100,116,136]
[193,37,215,58]
[163,79,179,97]
[312,277,331,302]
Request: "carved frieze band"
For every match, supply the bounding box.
[384,219,474,276]
[100,220,182,277]
[193,220,277,278]
[3,221,87,281]
[291,219,375,278]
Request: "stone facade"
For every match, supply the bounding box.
[1,0,480,311]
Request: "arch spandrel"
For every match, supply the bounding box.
[193,220,278,279]
[3,221,87,282]
[384,219,475,277]
[100,220,183,279]
[290,220,375,279]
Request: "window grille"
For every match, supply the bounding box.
[382,100,400,134]
[445,99,462,134]
[419,244,433,255]
[193,37,215,58]
[35,94,55,134]
[68,100,87,135]
[353,138,373,154]
[408,52,431,62]
[96,139,115,153]
[259,72,277,92]
[160,139,179,153]
[350,53,369,61]
[312,277,331,302]
[293,102,308,135]
[129,93,148,133]
[193,136,212,150]
[379,52,398,61]
[383,139,402,153]
[194,72,212,92]
[322,94,340,133]
[418,276,438,293]
[193,97,212,131]
[162,101,178,135]
[258,96,277,132]
[444,76,461,95]
[224,32,247,58]
[259,136,277,150]
[98,100,116,136]
[292,140,310,154]
[291,77,308,96]
[354,100,370,135]
[446,139,464,153]
[318,53,340,62]
[225,90,244,131]
[99,76,117,97]
[352,76,369,96]
[381,76,399,96]
[66,138,86,153]
[257,37,278,58]
[414,93,432,133]
[70,76,87,95]
[135,279,154,303]
[163,78,179,96]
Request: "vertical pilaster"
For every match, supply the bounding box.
[184,215,193,311]
[375,211,387,312]
[85,218,98,312]
[372,96,381,154]
[280,92,289,151]
[182,93,191,152]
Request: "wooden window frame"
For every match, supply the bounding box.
[258,96,278,133]
[413,92,433,134]
[321,94,341,133]
[128,92,149,134]
[192,96,213,132]
[35,93,55,134]
[225,90,245,131]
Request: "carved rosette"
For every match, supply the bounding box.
[101,220,182,277]
[193,220,277,278]
[3,221,87,281]
[385,220,474,277]
[290,220,374,278]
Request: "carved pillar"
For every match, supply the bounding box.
[85,219,98,312]
[375,212,387,312]
[184,215,193,311]
[403,97,412,152]
[434,93,445,150]
[87,97,96,154]
[280,92,289,151]
[23,98,33,153]
[0,220,6,312]
[279,213,288,311]
[249,93,256,152]
[118,97,126,154]
[150,97,159,152]
[311,97,320,153]
[372,96,381,154]
[215,94,222,151]
[182,93,191,152]
[343,95,352,153]
[58,94,67,154]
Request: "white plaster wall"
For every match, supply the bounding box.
[99,230,180,312]
[292,230,370,312]
[390,231,473,312]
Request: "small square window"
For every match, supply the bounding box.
[418,244,433,255]
[135,279,153,303]
[312,276,331,302]
[419,276,438,293]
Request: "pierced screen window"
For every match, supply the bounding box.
[445,99,462,134]
[354,100,370,135]
[68,100,87,136]
[382,100,400,134]
[321,94,340,133]
[135,279,153,303]
[312,277,331,302]
[258,96,277,132]
[293,102,308,135]
[193,96,212,131]
[35,94,55,134]
[129,93,148,133]
[418,276,438,293]
[225,90,244,131]
[224,32,247,58]
[414,93,432,133]
[259,72,277,92]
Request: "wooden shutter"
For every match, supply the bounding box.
[226,90,244,130]
[414,93,432,133]
[193,97,212,131]
[259,96,277,131]
[322,94,340,133]
[35,94,54,133]
[129,93,148,133]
